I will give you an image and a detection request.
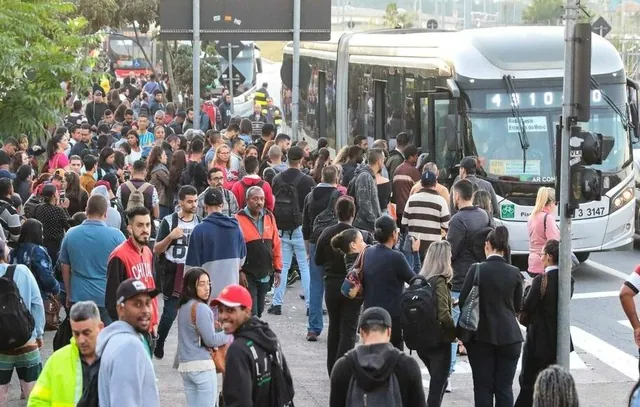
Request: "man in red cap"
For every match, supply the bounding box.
[212,284,294,407]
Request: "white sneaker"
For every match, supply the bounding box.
[445,379,452,393]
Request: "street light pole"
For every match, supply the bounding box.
[292,0,301,141]
[192,0,201,131]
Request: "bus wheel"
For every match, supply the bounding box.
[575,252,590,263]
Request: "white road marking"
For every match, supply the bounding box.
[570,325,639,380]
[619,320,633,329]
[585,260,630,280]
[573,291,620,299]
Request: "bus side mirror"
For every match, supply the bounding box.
[446,114,458,151]
[256,58,263,74]
[630,102,639,144]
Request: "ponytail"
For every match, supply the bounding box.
[486,225,510,258]
[331,228,360,254]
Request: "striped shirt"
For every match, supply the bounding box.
[401,188,450,243]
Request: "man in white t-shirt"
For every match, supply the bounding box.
[152,185,201,359]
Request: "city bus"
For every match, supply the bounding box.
[282,26,638,259]
[105,28,156,79]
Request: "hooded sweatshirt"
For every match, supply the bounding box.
[329,342,426,407]
[150,163,171,207]
[231,175,275,212]
[96,321,160,407]
[185,212,246,299]
[90,186,122,230]
[302,184,341,243]
[351,164,381,233]
[223,317,294,407]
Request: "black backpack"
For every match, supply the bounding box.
[312,189,341,235]
[273,172,304,231]
[345,350,402,406]
[401,275,443,351]
[245,339,295,407]
[0,265,35,352]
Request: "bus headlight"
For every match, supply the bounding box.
[611,186,634,213]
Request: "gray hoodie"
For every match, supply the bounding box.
[96,321,160,407]
[91,186,122,230]
[352,164,381,232]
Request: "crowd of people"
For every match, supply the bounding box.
[0,74,637,407]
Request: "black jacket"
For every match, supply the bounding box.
[85,101,108,126]
[302,185,339,243]
[340,161,358,187]
[315,223,374,280]
[330,342,426,407]
[223,317,294,407]
[521,267,574,361]
[459,256,524,346]
[446,205,490,291]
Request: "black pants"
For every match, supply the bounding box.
[514,349,554,407]
[390,315,404,351]
[417,343,451,407]
[466,341,521,407]
[247,279,270,318]
[325,278,362,376]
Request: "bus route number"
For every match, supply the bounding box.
[575,206,606,218]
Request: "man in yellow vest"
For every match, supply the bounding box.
[254,82,269,108]
[28,301,104,407]
[264,97,283,130]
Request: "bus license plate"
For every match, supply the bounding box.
[574,206,607,219]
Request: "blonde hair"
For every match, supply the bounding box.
[419,241,453,282]
[334,145,349,165]
[530,187,555,218]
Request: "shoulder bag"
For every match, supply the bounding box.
[457,263,481,342]
[190,302,227,374]
[518,272,548,326]
[341,246,368,300]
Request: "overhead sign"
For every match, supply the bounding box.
[215,41,246,61]
[159,0,331,41]
[426,19,438,29]
[592,16,611,37]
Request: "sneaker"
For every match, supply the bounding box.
[154,343,165,360]
[267,305,282,315]
[299,293,305,300]
[306,331,318,342]
[287,270,300,286]
[445,379,452,393]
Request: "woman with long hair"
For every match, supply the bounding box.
[212,144,236,189]
[107,89,121,112]
[64,171,88,217]
[11,151,29,174]
[527,187,559,275]
[260,140,275,163]
[473,190,495,227]
[333,145,349,166]
[114,103,128,123]
[176,267,231,407]
[459,226,523,407]
[46,129,70,171]
[239,118,253,144]
[9,219,60,298]
[311,147,331,184]
[18,134,29,153]
[416,241,456,407]
[147,146,171,218]
[125,130,142,167]
[170,149,187,184]
[14,165,33,204]
[97,147,119,180]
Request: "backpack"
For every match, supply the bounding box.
[246,340,295,407]
[312,189,341,234]
[125,181,150,211]
[469,214,494,262]
[345,350,402,407]
[0,265,36,352]
[273,172,304,231]
[401,275,444,351]
[180,162,196,188]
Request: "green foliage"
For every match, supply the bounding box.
[522,0,563,24]
[77,0,158,33]
[169,43,219,95]
[383,2,416,28]
[0,0,97,140]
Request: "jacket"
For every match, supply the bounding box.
[196,187,239,218]
[314,223,374,280]
[150,163,171,207]
[85,101,108,126]
[185,212,246,299]
[458,256,524,346]
[350,164,381,232]
[392,161,421,216]
[450,175,499,216]
[527,210,560,274]
[385,149,404,180]
[340,161,358,187]
[96,321,160,407]
[446,205,490,291]
[28,339,85,407]
[521,267,574,361]
[10,243,60,298]
[0,197,22,244]
[302,184,340,243]
[223,317,294,407]
[105,238,159,332]
[434,275,456,342]
[329,343,426,407]
[235,210,283,280]
[231,176,275,212]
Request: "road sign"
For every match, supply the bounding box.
[220,66,246,89]
[427,19,438,29]
[160,0,331,41]
[591,16,611,37]
[215,41,246,61]
[347,20,355,29]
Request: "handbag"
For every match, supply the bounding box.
[341,246,368,300]
[190,302,227,374]
[28,246,60,330]
[457,263,481,343]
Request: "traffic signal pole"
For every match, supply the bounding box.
[192,0,201,131]
[291,0,301,141]
[558,0,579,368]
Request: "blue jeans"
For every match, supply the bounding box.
[182,370,217,407]
[157,296,179,346]
[450,291,461,375]
[307,243,324,335]
[399,233,421,274]
[272,227,310,308]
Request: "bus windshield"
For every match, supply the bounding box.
[108,36,152,69]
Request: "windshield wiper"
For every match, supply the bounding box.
[590,77,630,129]
[503,75,530,173]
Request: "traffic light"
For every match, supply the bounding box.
[569,125,614,205]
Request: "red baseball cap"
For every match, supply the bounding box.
[211,284,252,310]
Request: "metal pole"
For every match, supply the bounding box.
[292,0,301,141]
[192,0,201,131]
[227,43,235,115]
[557,0,578,369]
[463,0,472,29]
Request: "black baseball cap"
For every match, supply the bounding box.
[204,188,224,206]
[421,170,437,187]
[176,111,187,118]
[116,278,159,305]
[287,146,304,161]
[359,307,392,329]
[457,156,477,170]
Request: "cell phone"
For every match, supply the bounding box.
[59,191,66,201]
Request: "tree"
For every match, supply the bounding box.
[522,0,563,24]
[383,2,416,28]
[170,43,219,96]
[0,0,96,140]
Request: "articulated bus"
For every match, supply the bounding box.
[282,26,638,260]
